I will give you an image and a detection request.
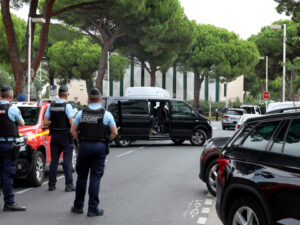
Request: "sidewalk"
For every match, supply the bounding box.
[206,198,223,225]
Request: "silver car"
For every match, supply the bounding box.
[222,108,245,130]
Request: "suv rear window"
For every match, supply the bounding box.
[19,107,40,125]
[241,121,280,151]
[283,119,300,157]
[227,110,243,115]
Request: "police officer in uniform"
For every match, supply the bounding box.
[43,85,75,192]
[0,84,26,211]
[70,88,117,217]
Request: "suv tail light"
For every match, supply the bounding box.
[236,124,241,129]
[223,115,228,119]
[217,158,229,186]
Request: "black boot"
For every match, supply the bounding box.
[87,209,104,217]
[4,202,26,211]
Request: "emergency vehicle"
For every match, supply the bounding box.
[14,100,77,186]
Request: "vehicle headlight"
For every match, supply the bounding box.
[207,120,211,125]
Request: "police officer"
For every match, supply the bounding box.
[43,85,75,192]
[70,88,117,217]
[0,84,26,211]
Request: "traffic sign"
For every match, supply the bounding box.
[263,91,270,99]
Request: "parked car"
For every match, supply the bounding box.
[240,104,261,114]
[102,97,212,147]
[14,101,77,186]
[199,137,231,195]
[216,109,300,225]
[222,108,246,130]
[235,113,261,130]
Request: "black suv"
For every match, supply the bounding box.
[102,97,212,147]
[216,110,300,225]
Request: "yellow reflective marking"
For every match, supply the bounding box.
[27,130,49,140]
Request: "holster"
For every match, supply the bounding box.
[10,142,19,160]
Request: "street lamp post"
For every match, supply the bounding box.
[27,17,45,101]
[271,23,286,102]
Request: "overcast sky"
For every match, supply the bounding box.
[12,0,290,40]
[180,0,290,39]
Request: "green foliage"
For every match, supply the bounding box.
[274,0,300,21]
[186,24,259,82]
[48,37,101,83]
[0,63,15,88]
[0,12,26,64]
[109,54,130,81]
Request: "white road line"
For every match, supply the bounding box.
[201,207,210,214]
[105,159,109,162]
[116,150,134,158]
[196,217,207,224]
[139,146,144,150]
[204,199,213,205]
[16,188,34,195]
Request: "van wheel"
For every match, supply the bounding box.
[115,136,132,147]
[172,139,185,145]
[190,129,207,146]
[228,197,266,225]
[28,151,45,187]
[205,159,218,196]
[72,145,78,172]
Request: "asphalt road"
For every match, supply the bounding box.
[1,121,235,225]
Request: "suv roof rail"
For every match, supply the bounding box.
[265,106,300,114]
[38,99,54,106]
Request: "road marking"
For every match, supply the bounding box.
[196,217,207,224]
[204,199,213,205]
[201,207,210,214]
[105,159,109,162]
[116,150,134,158]
[16,188,34,195]
[213,127,217,130]
[139,146,144,150]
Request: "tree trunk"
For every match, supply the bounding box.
[85,79,92,98]
[150,64,156,87]
[95,43,110,93]
[287,72,292,101]
[258,80,264,100]
[49,67,55,85]
[194,72,205,108]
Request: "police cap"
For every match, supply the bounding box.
[1,84,13,92]
[90,88,101,96]
[58,85,68,93]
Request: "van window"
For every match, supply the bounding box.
[283,119,300,157]
[171,101,193,116]
[107,99,118,115]
[121,100,148,115]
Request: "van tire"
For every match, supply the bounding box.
[172,139,185,145]
[190,129,207,146]
[28,151,45,187]
[115,136,132,147]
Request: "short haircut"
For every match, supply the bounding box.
[58,91,68,98]
[1,90,13,99]
[89,94,101,103]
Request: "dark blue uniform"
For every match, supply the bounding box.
[72,103,115,214]
[45,99,74,190]
[0,100,22,205]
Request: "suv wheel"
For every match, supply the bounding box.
[172,139,185,145]
[205,159,218,196]
[228,197,266,225]
[28,151,45,187]
[72,145,78,172]
[115,136,132,147]
[190,129,207,146]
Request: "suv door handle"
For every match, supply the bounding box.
[261,171,274,179]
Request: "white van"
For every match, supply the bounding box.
[266,101,300,113]
[125,87,170,98]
